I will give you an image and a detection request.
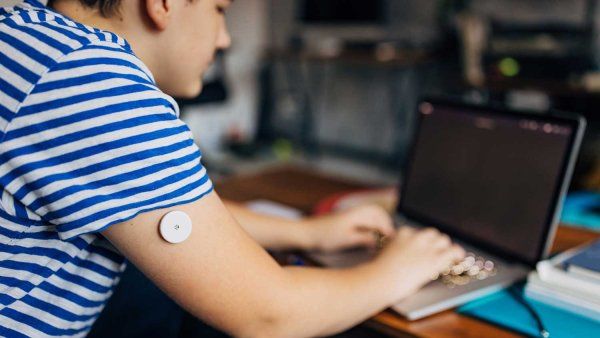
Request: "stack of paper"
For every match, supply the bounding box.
[525,240,600,322]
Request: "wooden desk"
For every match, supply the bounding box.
[216,166,600,338]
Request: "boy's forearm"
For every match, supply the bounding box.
[224,200,314,251]
[222,201,396,336]
[262,262,398,338]
[223,201,400,336]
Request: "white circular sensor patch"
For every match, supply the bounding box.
[159,211,192,244]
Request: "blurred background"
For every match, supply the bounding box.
[178,0,600,191]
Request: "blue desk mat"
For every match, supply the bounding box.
[458,284,600,338]
[561,192,600,231]
[457,192,599,337]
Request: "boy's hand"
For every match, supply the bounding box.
[305,205,395,252]
[375,226,466,302]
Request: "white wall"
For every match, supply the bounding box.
[183,0,268,154]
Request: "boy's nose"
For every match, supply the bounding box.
[217,28,232,50]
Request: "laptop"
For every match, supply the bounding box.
[311,98,586,320]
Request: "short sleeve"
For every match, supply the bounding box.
[0,43,213,240]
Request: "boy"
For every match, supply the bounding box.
[0,0,464,337]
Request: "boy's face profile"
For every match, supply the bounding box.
[150,0,232,98]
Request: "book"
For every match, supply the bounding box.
[536,244,600,298]
[526,241,600,323]
[527,271,600,306]
[569,265,600,283]
[525,280,600,323]
[564,240,600,283]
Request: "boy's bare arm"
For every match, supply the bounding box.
[223,200,395,252]
[103,192,463,338]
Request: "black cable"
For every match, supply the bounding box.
[507,285,550,338]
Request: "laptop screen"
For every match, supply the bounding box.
[399,100,581,266]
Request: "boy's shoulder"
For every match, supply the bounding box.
[0,0,162,133]
[1,0,141,75]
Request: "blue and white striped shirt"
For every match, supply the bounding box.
[0,0,213,336]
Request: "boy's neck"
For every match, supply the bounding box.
[51,1,119,35]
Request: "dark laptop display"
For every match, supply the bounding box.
[399,100,584,266]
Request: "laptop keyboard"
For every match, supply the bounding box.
[434,252,497,288]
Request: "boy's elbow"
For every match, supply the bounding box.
[232,311,296,338]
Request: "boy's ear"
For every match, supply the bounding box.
[144,0,173,31]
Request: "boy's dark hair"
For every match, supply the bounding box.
[48,0,122,17]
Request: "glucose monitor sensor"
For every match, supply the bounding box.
[159,211,192,244]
